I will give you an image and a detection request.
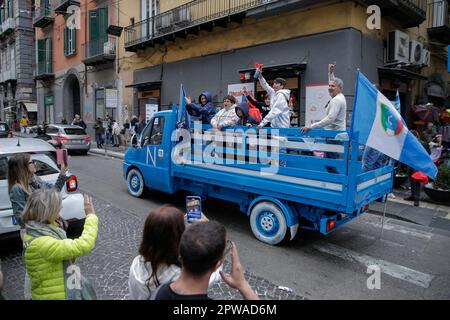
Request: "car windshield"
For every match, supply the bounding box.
[0,152,59,180]
[64,128,86,135]
[0,124,8,132]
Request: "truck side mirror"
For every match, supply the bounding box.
[131,134,138,148]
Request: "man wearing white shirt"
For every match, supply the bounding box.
[301,64,347,173]
[301,64,347,132]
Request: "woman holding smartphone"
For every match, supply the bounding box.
[8,153,68,228]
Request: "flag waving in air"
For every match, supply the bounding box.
[351,72,437,179]
[177,84,190,130]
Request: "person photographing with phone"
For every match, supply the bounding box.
[8,153,69,229]
[22,191,99,300]
[152,220,259,300]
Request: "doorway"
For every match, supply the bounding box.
[63,74,81,122]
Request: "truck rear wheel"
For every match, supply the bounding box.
[250,201,290,245]
[127,168,145,198]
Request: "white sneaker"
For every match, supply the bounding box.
[388,193,396,199]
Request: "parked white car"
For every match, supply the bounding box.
[0,138,85,240]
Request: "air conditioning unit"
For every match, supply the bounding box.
[409,40,424,65]
[422,49,431,67]
[387,30,410,64]
[103,41,115,55]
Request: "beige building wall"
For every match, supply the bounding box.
[118,0,448,111]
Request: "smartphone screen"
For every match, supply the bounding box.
[57,149,68,166]
[186,196,202,221]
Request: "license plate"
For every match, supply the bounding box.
[72,140,83,144]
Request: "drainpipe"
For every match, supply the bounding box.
[115,0,122,125]
[84,0,88,96]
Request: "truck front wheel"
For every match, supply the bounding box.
[250,201,290,245]
[127,168,145,198]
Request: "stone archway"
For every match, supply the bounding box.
[63,73,82,122]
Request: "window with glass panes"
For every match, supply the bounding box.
[64,27,76,56]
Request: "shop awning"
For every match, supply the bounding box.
[377,67,427,81]
[125,80,162,91]
[238,63,307,79]
[24,103,38,112]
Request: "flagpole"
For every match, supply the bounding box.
[380,195,388,239]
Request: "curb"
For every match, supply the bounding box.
[89,148,125,160]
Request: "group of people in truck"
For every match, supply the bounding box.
[185,64,346,135]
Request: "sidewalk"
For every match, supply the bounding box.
[90,146,450,231]
[89,145,127,160]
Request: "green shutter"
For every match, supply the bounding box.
[7,0,13,18]
[37,39,46,74]
[47,37,52,72]
[64,27,68,55]
[72,28,77,54]
[0,6,4,24]
[99,7,109,43]
[89,9,99,56]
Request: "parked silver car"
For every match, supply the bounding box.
[44,124,92,154]
[0,138,85,240]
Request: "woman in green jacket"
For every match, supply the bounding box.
[22,189,99,300]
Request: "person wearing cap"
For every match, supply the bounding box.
[256,74,291,129]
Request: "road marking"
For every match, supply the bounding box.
[357,234,405,247]
[362,220,433,240]
[313,242,434,288]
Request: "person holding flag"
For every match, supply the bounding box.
[352,72,438,198]
[185,91,216,125]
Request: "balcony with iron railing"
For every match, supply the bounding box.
[82,36,116,66]
[54,0,80,14]
[35,59,54,81]
[427,0,450,42]
[359,0,427,28]
[125,0,278,51]
[33,5,54,28]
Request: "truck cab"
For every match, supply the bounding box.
[124,111,176,196]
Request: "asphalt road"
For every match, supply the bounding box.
[66,153,450,299]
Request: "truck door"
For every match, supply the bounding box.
[139,115,172,193]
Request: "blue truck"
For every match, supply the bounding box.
[123,106,393,245]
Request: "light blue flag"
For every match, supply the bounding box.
[392,90,401,113]
[351,72,437,179]
[178,84,190,129]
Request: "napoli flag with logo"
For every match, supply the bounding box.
[351,72,437,179]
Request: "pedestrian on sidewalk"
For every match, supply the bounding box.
[130,115,139,136]
[93,118,105,148]
[71,114,87,130]
[112,120,121,147]
[152,220,259,300]
[20,115,29,134]
[404,130,431,206]
[22,190,99,300]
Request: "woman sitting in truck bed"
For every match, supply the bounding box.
[210,95,240,130]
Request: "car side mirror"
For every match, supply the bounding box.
[131,134,138,148]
